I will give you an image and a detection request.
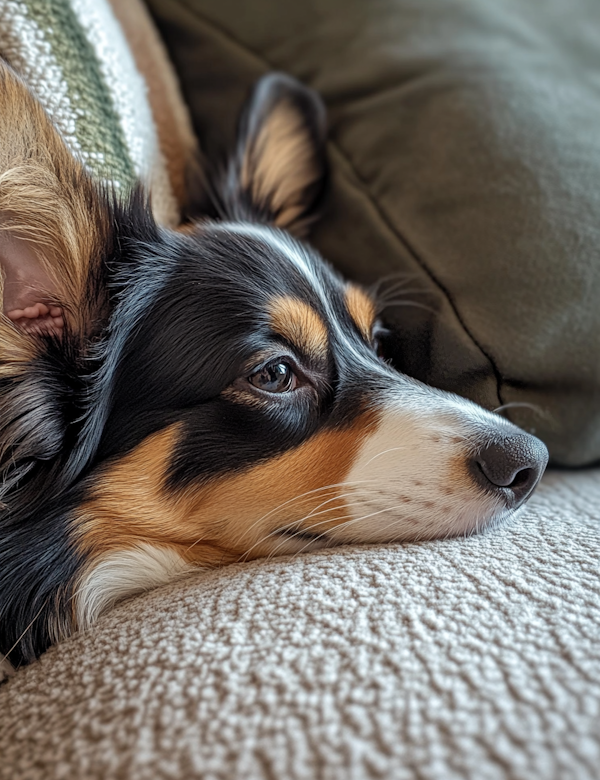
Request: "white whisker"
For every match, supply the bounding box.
[285,502,425,560]
[231,478,382,549]
[493,401,549,420]
[379,300,435,314]
[0,598,48,673]
[240,487,382,561]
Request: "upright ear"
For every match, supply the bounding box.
[221,72,327,236]
[0,58,113,341]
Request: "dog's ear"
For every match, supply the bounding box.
[0,59,113,342]
[221,73,327,236]
[0,59,119,500]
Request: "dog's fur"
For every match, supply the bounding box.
[0,60,548,670]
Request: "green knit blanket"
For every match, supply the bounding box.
[0,0,178,224]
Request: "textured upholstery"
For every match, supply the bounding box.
[2,4,599,779]
[2,470,600,779]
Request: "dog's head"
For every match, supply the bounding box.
[0,63,548,663]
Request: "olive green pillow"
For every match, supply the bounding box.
[146,0,600,466]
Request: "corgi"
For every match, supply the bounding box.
[0,60,548,671]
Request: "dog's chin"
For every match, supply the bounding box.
[264,489,512,554]
[259,502,514,559]
[323,497,514,547]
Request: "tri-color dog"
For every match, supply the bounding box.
[0,60,548,670]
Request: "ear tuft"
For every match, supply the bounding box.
[221,73,327,235]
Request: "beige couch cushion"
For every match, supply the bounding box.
[2,470,599,780]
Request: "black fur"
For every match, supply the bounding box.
[0,73,344,667]
[0,70,549,671]
[0,190,158,665]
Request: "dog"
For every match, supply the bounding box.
[0,59,548,672]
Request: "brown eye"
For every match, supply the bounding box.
[249,361,297,393]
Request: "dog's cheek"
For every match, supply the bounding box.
[178,414,379,560]
[70,413,378,627]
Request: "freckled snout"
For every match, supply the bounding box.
[471,432,549,509]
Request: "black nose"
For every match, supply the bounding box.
[471,433,549,508]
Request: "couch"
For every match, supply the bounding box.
[1,1,599,778]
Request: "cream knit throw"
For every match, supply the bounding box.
[0,0,181,226]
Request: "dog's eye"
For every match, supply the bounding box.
[249,360,297,393]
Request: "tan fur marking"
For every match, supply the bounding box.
[75,413,377,566]
[345,285,376,341]
[241,101,320,231]
[0,59,110,343]
[269,295,328,359]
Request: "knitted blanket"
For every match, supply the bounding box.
[0,0,197,226]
